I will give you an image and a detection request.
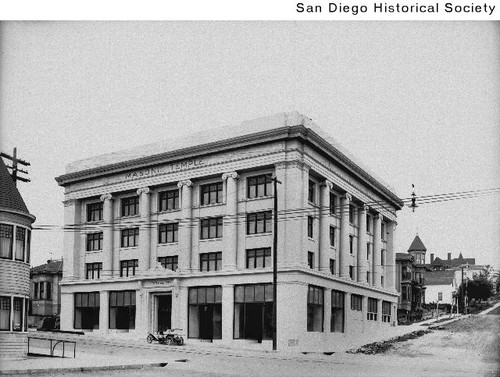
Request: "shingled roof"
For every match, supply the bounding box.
[0,157,31,215]
[408,235,427,252]
[31,260,63,276]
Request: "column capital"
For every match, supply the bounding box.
[222,172,239,180]
[177,179,193,188]
[321,180,333,190]
[100,193,113,202]
[359,204,369,212]
[136,187,150,195]
[373,213,381,220]
[342,193,352,202]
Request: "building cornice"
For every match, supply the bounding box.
[55,124,403,209]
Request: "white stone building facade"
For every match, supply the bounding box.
[56,112,403,352]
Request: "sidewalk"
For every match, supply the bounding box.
[0,310,473,375]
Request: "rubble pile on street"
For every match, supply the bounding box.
[346,330,432,355]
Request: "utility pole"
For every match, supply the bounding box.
[1,147,31,186]
[270,175,281,351]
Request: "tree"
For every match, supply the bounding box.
[457,274,493,307]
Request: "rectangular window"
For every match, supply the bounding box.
[381,222,386,240]
[121,196,139,217]
[74,292,100,329]
[308,180,316,203]
[351,294,362,311]
[40,283,45,300]
[402,286,408,300]
[331,290,345,333]
[46,282,52,301]
[189,286,223,339]
[367,271,371,283]
[247,175,272,199]
[308,251,314,269]
[86,262,102,279]
[366,243,371,260]
[86,232,103,251]
[0,224,13,259]
[0,296,11,330]
[26,230,31,264]
[307,216,314,238]
[329,259,335,275]
[367,298,378,321]
[200,217,223,239]
[120,259,138,277]
[246,248,271,269]
[382,301,391,323]
[329,226,336,247]
[158,189,179,211]
[13,297,23,331]
[366,214,371,233]
[381,249,385,266]
[234,284,273,340]
[200,252,222,272]
[121,228,139,248]
[307,285,324,332]
[381,276,384,287]
[329,192,337,215]
[109,291,136,330]
[349,235,354,254]
[158,256,178,271]
[438,292,443,301]
[201,182,223,205]
[349,265,354,279]
[158,223,178,244]
[246,211,272,235]
[87,202,103,222]
[349,205,356,224]
[34,282,39,300]
[15,227,26,261]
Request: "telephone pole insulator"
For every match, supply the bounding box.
[409,184,418,212]
[1,148,31,186]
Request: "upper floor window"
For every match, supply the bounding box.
[121,196,139,217]
[87,202,103,222]
[349,205,356,224]
[200,217,223,239]
[158,223,178,244]
[158,256,178,271]
[15,227,26,261]
[329,259,335,275]
[247,211,272,235]
[366,242,371,260]
[247,175,272,199]
[349,265,354,279]
[329,192,337,215]
[200,252,222,272]
[308,180,316,203]
[381,249,385,265]
[351,294,362,311]
[120,259,138,277]
[367,298,378,321]
[438,292,443,301]
[308,251,314,269]
[0,224,13,259]
[201,182,223,205]
[33,281,52,300]
[86,232,103,251]
[381,222,386,240]
[366,214,372,233]
[86,262,102,279]
[330,226,336,247]
[159,189,179,211]
[307,216,314,238]
[349,235,354,254]
[246,248,271,269]
[121,228,139,248]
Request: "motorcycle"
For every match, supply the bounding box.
[147,328,184,346]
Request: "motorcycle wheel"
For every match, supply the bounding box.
[176,337,184,346]
[165,337,173,346]
[147,334,154,344]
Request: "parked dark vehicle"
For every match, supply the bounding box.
[147,328,184,346]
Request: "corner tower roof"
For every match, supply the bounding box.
[0,157,33,217]
[408,235,427,253]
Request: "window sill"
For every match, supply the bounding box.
[243,195,273,203]
[246,232,272,238]
[156,208,181,215]
[86,220,103,225]
[120,215,140,220]
[119,246,139,250]
[85,250,103,254]
[199,238,222,243]
[198,202,225,209]
[157,242,179,246]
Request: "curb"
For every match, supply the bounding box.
[0,362,168,375]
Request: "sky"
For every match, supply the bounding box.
[1,21,499,270]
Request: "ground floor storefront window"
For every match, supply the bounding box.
[74,292,100,329]
[188,286,222,340]
[307,285,324,332]
[382,301,391,323]
[234,284,273,341]
[109,291,136,330]
[330,290,345,333]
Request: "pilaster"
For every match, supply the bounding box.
[62,199,81,279]
[100,290,110,332]
[137,187,151,272]
[222,172,239,270]
[221,284,234,342]
[373,214,382,287]
[100,194,114,278]
[339,193,351,279]
[319,180,333,272]
[386,221,396,291]
[177,180,193,272]
[357,205,368,283]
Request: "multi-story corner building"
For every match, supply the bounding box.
[29,259,63,328]
[0,158,35,358]
[55,112,403,352]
